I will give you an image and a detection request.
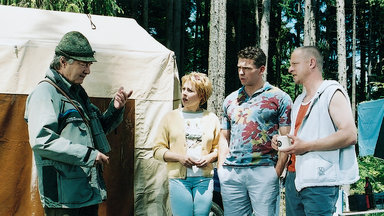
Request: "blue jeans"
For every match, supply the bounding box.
[285,171,305,216]
[169,177,213,216]
[285,171,339,216]
[218,166,279,216]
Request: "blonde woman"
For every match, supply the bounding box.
[153,72,220,216]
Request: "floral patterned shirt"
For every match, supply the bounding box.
[221,82,292,166]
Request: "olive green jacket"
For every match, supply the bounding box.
[24,69,124,208]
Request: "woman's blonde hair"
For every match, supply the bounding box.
[181,72,212,105]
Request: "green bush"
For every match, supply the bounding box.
[350,155,384,195]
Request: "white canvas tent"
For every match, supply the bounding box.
[0,5,179,215]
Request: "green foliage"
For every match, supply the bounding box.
[278,59,302,100]
[65,3,80,12]
[350,155,384,195]
[0,0,122,16]
[368,0,384,7]
[280,73,301,101]
[369,81,384,100]
[1,0,384,108]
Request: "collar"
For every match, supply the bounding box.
[237,82,272,104]
[59,72,73,90]
[46,69,82,97]
[300,80,341,105]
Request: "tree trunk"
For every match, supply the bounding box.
[260,0,270,80]
[367,3,372,99]
[275,3,282,86]
[174,0,185,78]
[294,2,302,98]
[336,0,347,89]
[352,0,357,120]
[166,0,184,77]
[194,0,201,71]
[344,1,357,208]
[207,0,226,116]
[304,0,316,45]
[324,0,332,78]
[254,0,260,46]
[315,0,320,41]
[143,0,148,31]
[204,0,210,71]
[130,0,139,20]
[166,0,174,49]
[267,0,279,85]
[235,0,242,52]
[357,1,367,102]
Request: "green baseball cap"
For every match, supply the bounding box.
[55,31,97,62]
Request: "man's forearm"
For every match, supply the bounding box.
[217,138,229,167]
[218,145,228,168]
[218,130,230,168]
[275,151,289,177]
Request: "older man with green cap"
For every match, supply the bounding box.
[24,31,133,216]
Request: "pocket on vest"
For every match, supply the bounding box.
[299,154,336,182]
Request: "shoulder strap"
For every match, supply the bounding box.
[39,79,90,126]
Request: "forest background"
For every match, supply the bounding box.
[1,0,384,196]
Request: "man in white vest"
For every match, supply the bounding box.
[273,46,359,216]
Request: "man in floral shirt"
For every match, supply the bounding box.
[217,46,292,216]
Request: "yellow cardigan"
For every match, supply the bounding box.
[153,108,220,179]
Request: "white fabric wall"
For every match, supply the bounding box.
[0,5,180,215]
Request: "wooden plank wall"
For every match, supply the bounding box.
[0,94,135,216]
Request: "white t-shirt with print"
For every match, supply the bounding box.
[181,110,204,177]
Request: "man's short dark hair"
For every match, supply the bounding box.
[237,46,266,68]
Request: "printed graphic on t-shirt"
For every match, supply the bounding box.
[183,112,204,176]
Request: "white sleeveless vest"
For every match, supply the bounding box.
[292,80,359,191]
